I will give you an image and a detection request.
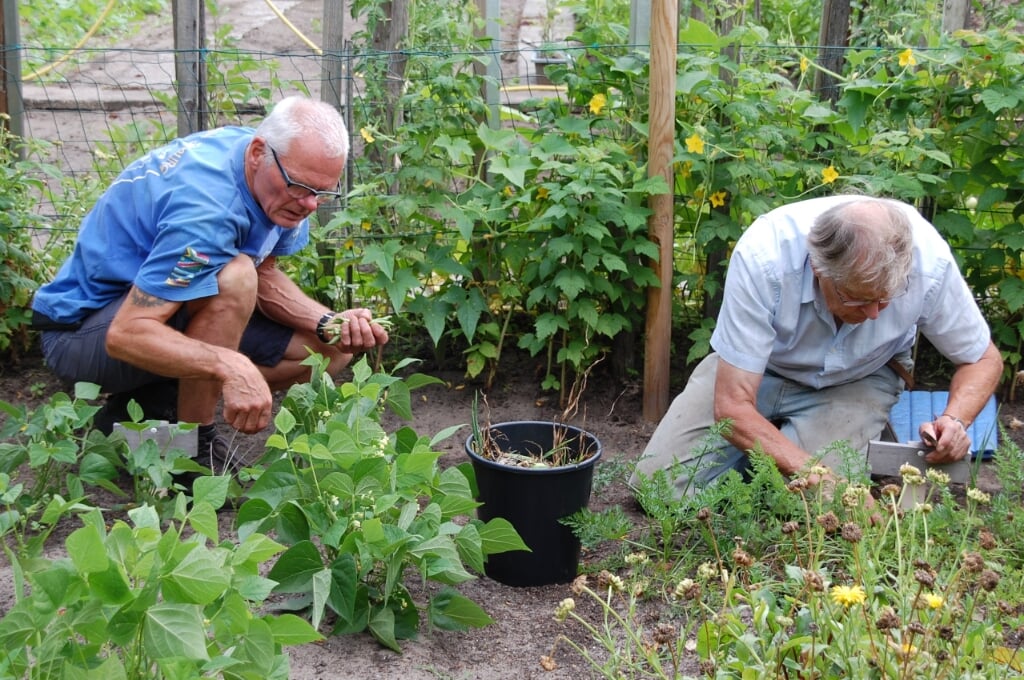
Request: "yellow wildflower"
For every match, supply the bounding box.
[685,132,705,155]
[589,93,607,115]
[536,186,550,200]
[898,49,917,68]
[344,238,355,250]
[822,165,839,184]
[503,186,514,197]
[830,584,867,607]
[680,160,692,178]
[710,190,728,208]
[923,593,944,609]
[800,56,809,73]
[360,127,375,143]
[361,221,372,231]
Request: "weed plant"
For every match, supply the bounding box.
[548,431,1024,677]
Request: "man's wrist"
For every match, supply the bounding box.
[940,412,967,429]
[316,312,336,343]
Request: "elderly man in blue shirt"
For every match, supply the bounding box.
[631,195,1003,497]
[32,96,390,471]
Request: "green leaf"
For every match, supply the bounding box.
[266,613,324,646]
[477,517,529,555]
[187,501,220,542]
[66,524,108,574]
[273,407,297,436]
[87,562,132,605]
[488,154,535,188]
[143,603,210,662]
[428,587,494,631]
[164,546,231,605]
[368,606,400,652]
[269,541,326,593]
[236,498,274,542]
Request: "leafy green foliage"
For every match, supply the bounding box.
[0,490,316,679]
[237,355,527,650]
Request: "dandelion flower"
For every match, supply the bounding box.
[923,593,944,609]
[822,165,839,184]
[830,584,867,607]
[589,92,607,115]
[898,49,917,67]
[685,132,705,155]
[360,127,375,143]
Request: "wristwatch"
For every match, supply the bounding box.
[316,312,336,343]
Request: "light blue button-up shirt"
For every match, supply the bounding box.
[711,196,992,389]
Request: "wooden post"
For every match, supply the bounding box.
[475,0,501,130]
[320,0,344,107]
[942,0,969,32]
[642,0,677,422]
[172,0,205,136]
[1,0,25,144]
[814,0,850,104]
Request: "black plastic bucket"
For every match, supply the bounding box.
[465,421,602,587]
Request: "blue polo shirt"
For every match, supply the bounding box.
[711,196,992,388]
[32,126,309,325]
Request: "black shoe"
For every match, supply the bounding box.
[197,424,243,476]
[94,381,179,435]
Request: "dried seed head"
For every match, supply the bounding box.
[781,520,800,535]
[914,569,936,588]
[979,529,997,550]
[696,507,712,522]
[841,521,863,543]
[653,622,677,645]
[962,551,985,573]
[980,569,1000,592]
[787,478,811,493]
[571,574,588,595]
[540,655,558,671]
[816,511,841,533]
[907,621,927,636]
[880,483,902,498]
[554,598,575,622]
[875,606,900,631]
[967,487,991,505]
[803,569,825,592]
[731,547,755,568]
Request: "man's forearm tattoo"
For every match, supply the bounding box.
[130,288,167,308]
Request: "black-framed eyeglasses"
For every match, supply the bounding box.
[268,146,342,205]
[832,278,909,307]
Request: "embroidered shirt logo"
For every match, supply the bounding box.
[166,247,210,287]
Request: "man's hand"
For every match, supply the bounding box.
[321,308,390,352]
[220,360,275,433]
[919,413,970,464]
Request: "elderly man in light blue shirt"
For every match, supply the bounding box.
[631,195,1003,497]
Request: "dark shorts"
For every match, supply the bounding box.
[38,293,293,393]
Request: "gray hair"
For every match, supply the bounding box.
[254,96,349,161]
[807,198,913,293]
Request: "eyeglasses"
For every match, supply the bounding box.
[268,146,342,205]
[832,278,909,307]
